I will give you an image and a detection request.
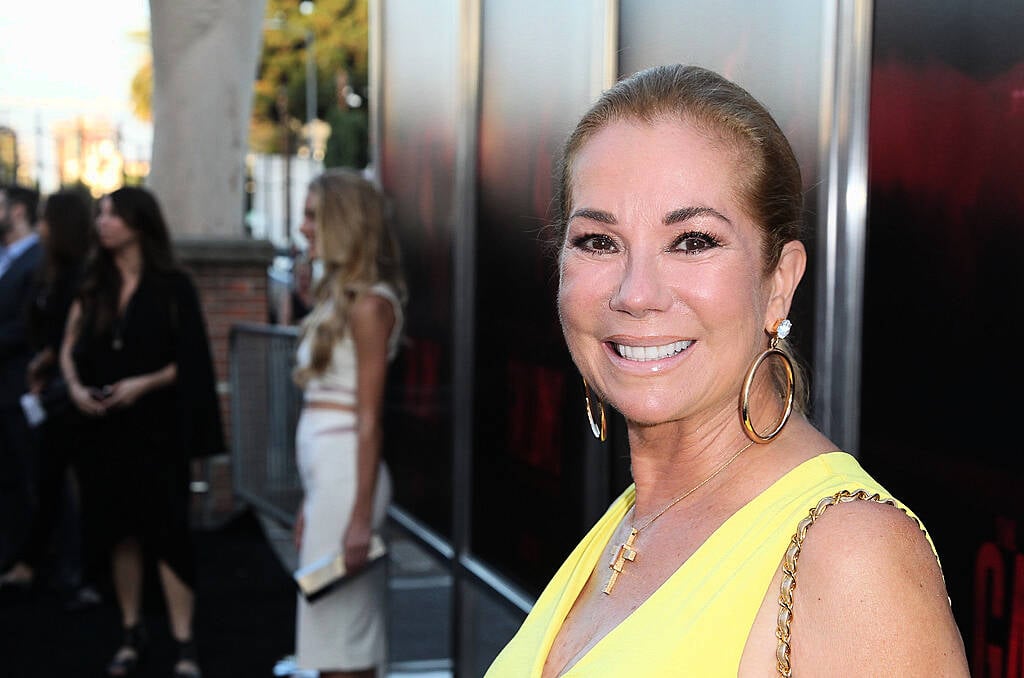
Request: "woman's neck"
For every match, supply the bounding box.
[625,411,755,518]
[113,244,143,280]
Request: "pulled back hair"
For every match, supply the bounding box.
[555,64,803,272]
[79,186,177,336]
[553,64,807,409]
[293,169,407,387]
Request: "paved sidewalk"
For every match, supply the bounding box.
[0,509,296,678]
[195,457,523,677]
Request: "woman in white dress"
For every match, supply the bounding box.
[292,169,406,678]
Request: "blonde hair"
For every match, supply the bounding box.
[293,169,407,387]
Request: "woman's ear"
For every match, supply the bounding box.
[764,240,806,328]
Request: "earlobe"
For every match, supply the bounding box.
[765,241,806,328]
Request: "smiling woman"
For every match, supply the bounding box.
[486,64,970,677]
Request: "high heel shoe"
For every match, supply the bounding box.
[173,637,202,678]
[0,562,35,595]
[106,623,147,676]
[0,562,34,588]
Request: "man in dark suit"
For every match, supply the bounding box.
[0,184,42,572]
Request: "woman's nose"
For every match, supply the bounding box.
[609,252,672,317]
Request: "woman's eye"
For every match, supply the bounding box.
[672,231,721,254]
[570,233,617,253]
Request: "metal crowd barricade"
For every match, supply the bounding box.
[229,322,303,525]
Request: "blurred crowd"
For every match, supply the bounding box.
[0,183,223,678]
[0,171,396,678]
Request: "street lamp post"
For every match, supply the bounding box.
[276,81,292,250]
[300,0,317,128]
[305,29,316,126]
[265,2,317,250]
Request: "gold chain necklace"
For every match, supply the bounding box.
[602,440,755,594]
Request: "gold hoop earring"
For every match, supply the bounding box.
[583,378,607,442]
[741,319,795,444]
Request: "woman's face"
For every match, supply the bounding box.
[300,190,319,258]
[558,118,787,428]
[95,197,138,253]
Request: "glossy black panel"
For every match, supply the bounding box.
[864,2,1024,670]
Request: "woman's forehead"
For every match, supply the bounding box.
[570,120,749,211]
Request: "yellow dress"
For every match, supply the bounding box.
[485,452,931,677]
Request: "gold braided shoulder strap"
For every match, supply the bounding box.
[774,489,928,677]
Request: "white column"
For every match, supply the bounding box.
[148,0,267,238]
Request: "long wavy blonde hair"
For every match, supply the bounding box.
[293,169,407,387]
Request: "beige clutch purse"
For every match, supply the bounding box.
[293,534,388,602]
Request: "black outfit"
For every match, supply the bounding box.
[14,265,90,588]
[0,237,42,566]
[72,267,223,587]
[290,289,312,324]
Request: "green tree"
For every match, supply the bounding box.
[128,1,368,154]
[130,60,153,123]
[252,0,368,153]
[127,29,152,122]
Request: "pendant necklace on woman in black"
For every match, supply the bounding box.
[112,308,128,351]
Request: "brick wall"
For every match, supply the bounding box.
[176,238,276,523]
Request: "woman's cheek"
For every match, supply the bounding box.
[557,271,600,361]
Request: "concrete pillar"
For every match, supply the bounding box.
[148,1,274,522]
[148,0,267,238]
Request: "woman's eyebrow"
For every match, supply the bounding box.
[663,205,731,226]
[568,207,616,225]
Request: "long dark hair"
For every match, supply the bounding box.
[40,189,92,285]
[79,186,177,336]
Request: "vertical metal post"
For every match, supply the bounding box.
[367,0,383,181]
[582,0,621,525]
[814,0,873,455]
[451,1,481,674]
[305,29,317,127]
[299,0,317,145]
[277,83,292,250]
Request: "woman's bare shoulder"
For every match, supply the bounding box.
[350,290,394,320]
[787,498,969,675]
[348,290,396,338]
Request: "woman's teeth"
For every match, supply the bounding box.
[614,340,692,362]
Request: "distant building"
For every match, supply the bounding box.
[53,116,149,196]
[0,126,17,185]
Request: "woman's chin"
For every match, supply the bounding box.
[607,400,685,429]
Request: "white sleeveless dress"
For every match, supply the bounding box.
[293,283,402,671]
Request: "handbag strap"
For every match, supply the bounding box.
[775,489,926,677]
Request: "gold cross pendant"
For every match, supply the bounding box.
[602,528,638,594]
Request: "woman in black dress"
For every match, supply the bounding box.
[60,186,223,678]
